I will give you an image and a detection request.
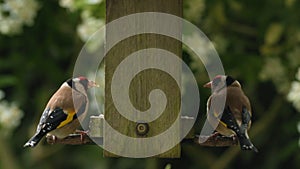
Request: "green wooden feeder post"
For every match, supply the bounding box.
[104,0,183,158]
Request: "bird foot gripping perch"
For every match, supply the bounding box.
[45,115,103,145]
[46,134,57,144]
[46,133,94,145]
[75,129,90,142]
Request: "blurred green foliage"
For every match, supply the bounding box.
[0,0,300,169]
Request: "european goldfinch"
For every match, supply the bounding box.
[204,75,258,152]
[24,77,98,147]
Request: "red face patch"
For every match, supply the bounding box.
[213,75,223,80]
[78,76,87,81]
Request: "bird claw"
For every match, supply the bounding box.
[46,134,57,144]
[75,130,89,143]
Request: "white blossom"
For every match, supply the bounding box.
[287,68,300,148]
[0,90,23,137]
[59,0,103,9]
[77,10,104,52]
[58,0,105,51]
[0,0,39,35]
[77,10,104,42]
[85,0,103,5]
[183,31,215,68]
[59,0,74,9]
[287,68,300,112]
[287,81,300,111]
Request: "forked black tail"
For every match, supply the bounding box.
[24,131,47,148]
[221,106,258,153]
[237,133,258,152]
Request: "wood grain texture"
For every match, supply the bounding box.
[105,0,182,158]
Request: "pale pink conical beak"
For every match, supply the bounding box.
[203,81,212,88]
[88,81,100,88]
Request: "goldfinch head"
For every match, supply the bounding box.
[203,75,241,91]
[67,76,99,91]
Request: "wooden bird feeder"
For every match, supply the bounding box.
[47,0,238,158]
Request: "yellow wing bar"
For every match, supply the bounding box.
[57,111,76,128]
